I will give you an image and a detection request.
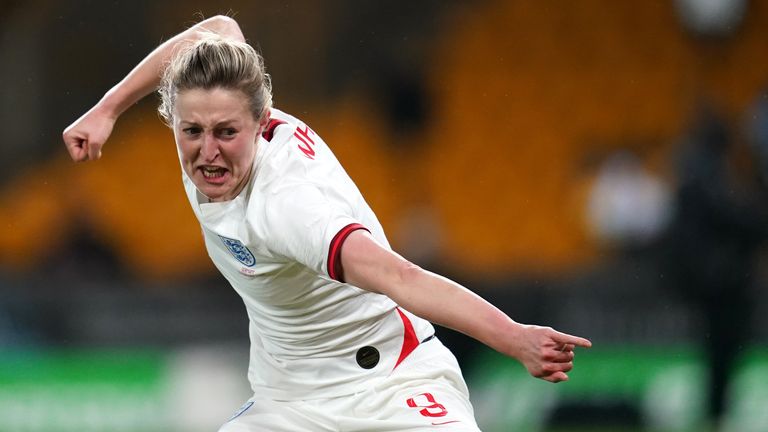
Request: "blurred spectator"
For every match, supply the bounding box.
[664,102,768,423]
[40,214,125,283]
[744,89,768,188]
[586,149,673,252]
[674,0,747,38]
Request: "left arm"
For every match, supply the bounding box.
[341,230,591,383]
[62,15,245,162]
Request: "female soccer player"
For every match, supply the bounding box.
[63,15,591,431]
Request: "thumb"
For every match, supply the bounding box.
[87,139,103,161]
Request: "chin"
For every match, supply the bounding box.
[195,183,228,202]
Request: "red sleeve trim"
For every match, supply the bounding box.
[327,223,369,282]
[261,118,287,142]
[394,307,420,369]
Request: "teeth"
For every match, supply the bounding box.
[201,167,225,178]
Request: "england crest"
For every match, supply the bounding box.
[219,236,256,267]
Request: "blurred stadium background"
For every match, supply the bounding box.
[2,0,768,431]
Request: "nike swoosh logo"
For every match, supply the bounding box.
[431,420,461,426]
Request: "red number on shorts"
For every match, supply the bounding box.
[406,392,448,418]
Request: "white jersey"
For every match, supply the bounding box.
[182,108,435,400]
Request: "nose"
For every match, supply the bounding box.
[200,132,220,162]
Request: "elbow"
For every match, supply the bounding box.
[383,260,428,309]
[209,15,238,29]
[395,260,424,289]
[199,15,245,42]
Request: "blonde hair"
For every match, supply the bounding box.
[158,34,273,126]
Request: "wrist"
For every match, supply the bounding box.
[96,88,126,120]
[487,316,525,359]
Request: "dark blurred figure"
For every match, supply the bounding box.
[665,102,768,423]
[745,91,768,189]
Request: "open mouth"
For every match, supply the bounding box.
[200,166,227,179]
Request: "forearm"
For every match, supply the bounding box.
[96,15,244,118]
[388,265,523,358]
[341,230,590,382]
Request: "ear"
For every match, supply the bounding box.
[259,109,271,129]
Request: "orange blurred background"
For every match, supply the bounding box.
[3,1,768,281]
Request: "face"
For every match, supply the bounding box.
[174,88,265,202]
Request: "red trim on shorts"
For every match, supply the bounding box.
[394,307,420,369]
[261,118,287,142]
[327,223,369,282]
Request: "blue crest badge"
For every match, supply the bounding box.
[219,236,256,267]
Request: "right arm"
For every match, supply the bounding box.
[341,230,592,383]
[62,15,244,162]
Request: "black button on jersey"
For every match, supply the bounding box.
[356,346,380,369]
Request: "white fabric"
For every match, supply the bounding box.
[218,338,480,432]
[181,109,435,400]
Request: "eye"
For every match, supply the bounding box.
[182,126,202,136]
[217,128,238,138]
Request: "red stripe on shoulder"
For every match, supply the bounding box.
[261,118,287,142]
[327,223,369,282]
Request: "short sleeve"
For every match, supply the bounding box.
[261,183,368,282]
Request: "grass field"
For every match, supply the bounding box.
[1,345,766,431]
[467,345,768,432]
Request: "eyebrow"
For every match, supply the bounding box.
[179,119,240,127]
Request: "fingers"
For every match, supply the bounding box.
[543,371,569,383]
[533,347,576,383]
[552,331,592,349]
[62,110,112,162]
[535,361,574,383]
[543,361,573,374]
[548,349,574,363]
[63,135,87,162]
[519,326,592,384]
[534,333,586,383]
[63,132,102,162]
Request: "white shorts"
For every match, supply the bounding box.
[218,338,481,431]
